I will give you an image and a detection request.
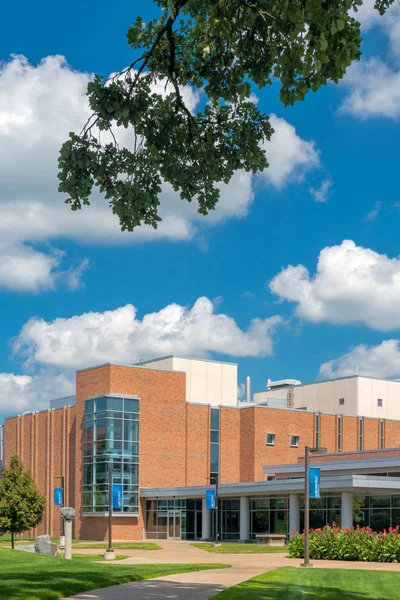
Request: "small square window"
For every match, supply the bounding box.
[266,433,276,446]
[377,398,383,407]
[290,435,299,448]
[339,398,345,405]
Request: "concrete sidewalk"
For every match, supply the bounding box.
[67,540,400,599]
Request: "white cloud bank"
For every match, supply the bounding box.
[0,371,74,414]
[0,296,282,414]
[13,297,283,370]
[270,240,400,331]
[0,55,321,291]
[342,1,400,119]
[319,339,400,379]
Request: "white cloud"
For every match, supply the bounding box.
[13,297,283,369]
[342,2,400,119]
[364,200,383,222]
[0,370,74,414]
[0,56,321,262]
[0,243,87,292]
[270,239,400,331]
[310,178,333,204]
[260,114,320,188]
[319,339,400,379]
[340,58,400,119]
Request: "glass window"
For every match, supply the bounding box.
[251,498,269,510]
[85,399,94,414]
[370,495,390,508]
[96,397,107,412]
[266,433,276,445]
[380,420,385,449]
[290,435,299,447]
[83,395,139,514]
[210,444,219,473]
[211,409,220,430]
[124,398,139,413]
[377,398,383,408]
[106,397,123,411]
[211,430,219,443]
[339,398,345,405]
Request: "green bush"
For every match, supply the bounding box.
[288,524,400,562]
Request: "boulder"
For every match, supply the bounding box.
[16,544,35,553]
[35,534,58,557]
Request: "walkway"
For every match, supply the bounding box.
[67,540,400,599]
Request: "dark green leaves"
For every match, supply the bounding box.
[58,0,395,231]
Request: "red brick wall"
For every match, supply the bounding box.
[320,414,337,453]
[384,420,400,449]
[3,406,75,538]
[239,407,255,482]
[363,418,380,450]
[220,407,240,484]
[342,416,359,452]
[186,403,210,487]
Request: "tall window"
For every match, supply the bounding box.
[210,408,220,484]
[83,396,139,514]
[359,417,364,451]
[315,413,320,449]
[337,415,342,453]
[380,419,385,449]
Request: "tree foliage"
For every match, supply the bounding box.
[0,455,46,549]
[58,0,395,231]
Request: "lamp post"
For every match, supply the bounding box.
[104,467,116,560]
[301,446,327,568]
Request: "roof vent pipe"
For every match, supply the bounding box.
[245,376,251,403]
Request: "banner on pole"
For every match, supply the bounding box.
[54,488,63,506]
[309,467,321,499]
[206,489,216,510]
[112,484,123,510]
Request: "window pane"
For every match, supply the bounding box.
[124,399,139,413]
[251,499,269,510]
[252,511,269,533]
[85,399,94,414]
[96,419,107,440]
[96,397,106,412]
[370,496,390,508]
[370,509,390,532]
[211,409,220,430]
[210,430,219,443]
[107,397,123,411]
[124,420,138,442]
[210,444,219,472]
[84,463,93,485]
[107,419,123,441]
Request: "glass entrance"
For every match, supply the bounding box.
[167,511,181,539]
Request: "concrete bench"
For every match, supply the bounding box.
[255,534,286,546]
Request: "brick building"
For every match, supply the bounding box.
[2,357,400,541]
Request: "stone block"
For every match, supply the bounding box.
[35,534,58,556]
[16,544,35,553]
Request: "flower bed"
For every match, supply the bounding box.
[288,524,400,562]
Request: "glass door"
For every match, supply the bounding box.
[167,511,181,539]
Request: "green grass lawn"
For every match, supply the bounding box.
[212,567,400,599]
[72,541,160,550]
[191,542,288,554]
[71,553,129,562]
[0,548,228,600]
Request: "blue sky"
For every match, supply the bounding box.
[1,1,400,420]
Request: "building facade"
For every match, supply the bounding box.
[3,359,400,541]
[254,375,400,419]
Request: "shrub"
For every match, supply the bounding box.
[288,524,400,563]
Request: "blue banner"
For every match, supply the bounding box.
[53,488,63,506]
[206,489,216,510]
[112,484,123,510]
[309,467,321,499]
